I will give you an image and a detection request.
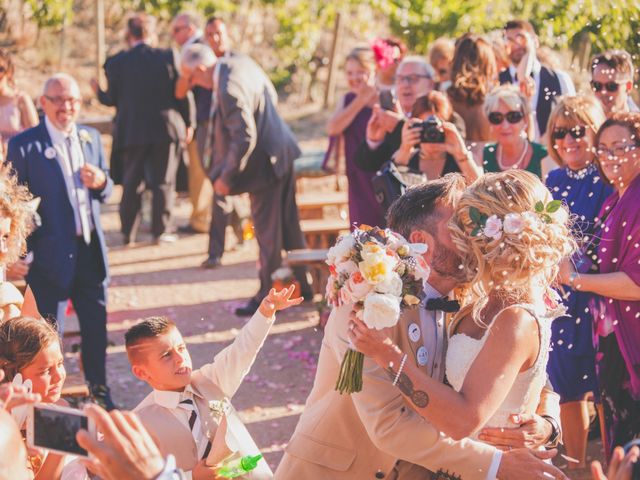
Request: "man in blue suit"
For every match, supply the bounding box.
[7,73,115,409]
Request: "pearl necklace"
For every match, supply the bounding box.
[498,139,529,171]
[565,163,596,180]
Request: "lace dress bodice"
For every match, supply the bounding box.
[445,304,552,437]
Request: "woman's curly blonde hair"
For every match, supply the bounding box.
[450,170,576,325]
[0,164,35,265]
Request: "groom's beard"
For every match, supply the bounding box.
[431,244,466,283]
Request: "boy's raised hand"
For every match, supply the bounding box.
[258,285,304,318]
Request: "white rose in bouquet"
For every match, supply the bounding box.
[341,272,373,303]
[327,235,356,264]
[363,293,401,330]
[375,272,403,297]
[359,244,397,285]
[336,259,359,276]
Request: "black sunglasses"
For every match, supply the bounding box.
[488,111,524,125]
[552,125,587,140]
[591,81,621,93]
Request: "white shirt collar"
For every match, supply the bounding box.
[44,116,77,145]
[153,385,202,410]
[423,281,446,301]
[508,58,542,79]
[182,32,203,50]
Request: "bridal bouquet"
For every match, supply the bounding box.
[326,225,429,394]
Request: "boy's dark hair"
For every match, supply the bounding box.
[125,316,176,349]
[387,173,467,239]
[127,13,156,40]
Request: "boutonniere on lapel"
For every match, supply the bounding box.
[79,129,92,145]
[208,398,231,422]
[44,146,56,159]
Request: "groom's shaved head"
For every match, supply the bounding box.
[387,173,466,238]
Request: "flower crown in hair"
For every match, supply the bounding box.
[371,38,401,70]
[469,200,562,240]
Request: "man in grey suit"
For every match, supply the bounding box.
[181,44,310,315]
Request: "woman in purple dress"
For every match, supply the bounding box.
[545,95,611,470]
[327,47,385,228]
[559,112,640,458]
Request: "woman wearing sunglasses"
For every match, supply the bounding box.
[544,95,611,471]
[559,112,640,460]
[482,85,547,177]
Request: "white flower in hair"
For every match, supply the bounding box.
[483,215,503,240]
[503,213,525,234]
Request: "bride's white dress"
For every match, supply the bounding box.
[445,304,552,437]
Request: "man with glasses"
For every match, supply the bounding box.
[354,57,436,179]
[499,19,575,140]
[6,73,115,409]
[590,50,639,117]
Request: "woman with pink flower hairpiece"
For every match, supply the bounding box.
[349,170,576,447]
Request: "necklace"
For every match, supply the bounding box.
[565,163,596,180]
[498,139,529,171]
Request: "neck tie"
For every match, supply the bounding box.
[202,88,217,171]
[179,398,212,460]
[65,136,92,245]
[425,296,460,313]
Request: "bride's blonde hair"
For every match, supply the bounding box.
[450,170,575,325]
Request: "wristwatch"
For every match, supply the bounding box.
[541,415,561,448]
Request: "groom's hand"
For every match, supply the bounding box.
[478,413,551,449]
[498,448,568,480]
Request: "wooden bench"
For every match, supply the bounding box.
[300,218,350,249]
[286,249,329,298]
[297,191,348,220]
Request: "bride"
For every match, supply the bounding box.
[350,170,574,441]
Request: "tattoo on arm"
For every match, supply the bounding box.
[386,367,430,408]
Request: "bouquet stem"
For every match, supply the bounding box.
[335,348,364,394]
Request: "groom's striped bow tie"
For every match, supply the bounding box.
[424,296,460,313]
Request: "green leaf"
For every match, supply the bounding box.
[535,201,545,213]
[469,207,482,224]
[480,214,488,224]
[546,200,562,213]
[471,226,482,237]
[541,213,552,224]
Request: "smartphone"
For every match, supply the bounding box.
[27,403,95,458]
[379,90,396,111]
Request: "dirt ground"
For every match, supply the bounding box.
[57,110,606,476]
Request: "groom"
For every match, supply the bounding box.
[276,174,566,480]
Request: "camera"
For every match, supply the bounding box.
[418,115,445,143]
[27,403,96,458]
[379,90,396,111]
[623,439,640,480]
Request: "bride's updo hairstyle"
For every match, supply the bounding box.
[450,170,575,323]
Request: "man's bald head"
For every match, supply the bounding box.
[40,73,81,133]
[42,73,80,98]
[0,410,29,480]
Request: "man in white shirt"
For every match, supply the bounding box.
[499,19,576,140]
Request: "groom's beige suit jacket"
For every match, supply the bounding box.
[276,301,561,480]
[276,303,497,480]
